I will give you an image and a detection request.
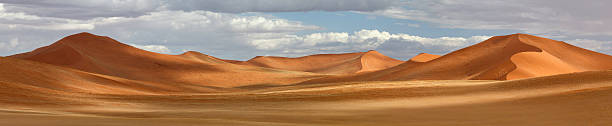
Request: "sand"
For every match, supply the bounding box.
[0,70,611,126]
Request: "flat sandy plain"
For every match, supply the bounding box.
[1,70,612,126]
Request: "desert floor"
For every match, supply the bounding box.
[1,72,611,126]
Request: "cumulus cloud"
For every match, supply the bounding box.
[129,43,172,54]
[247,29,491,59]
[368,0,612,37]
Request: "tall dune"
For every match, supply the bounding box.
[236,50,403,74]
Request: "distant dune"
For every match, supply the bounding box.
[235,50,403,74]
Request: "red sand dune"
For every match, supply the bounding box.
[9,32,322,88]
[302,33,612,84]
[235,50,403,74]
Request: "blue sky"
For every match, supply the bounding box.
[0,0,610,60]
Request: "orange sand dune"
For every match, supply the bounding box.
[179,51,229,64]
[302,33,612,84]
[9,32,322,88]
[235,50,403,74]
[408,53,441,63]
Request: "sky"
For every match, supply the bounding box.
[0,0,611,60]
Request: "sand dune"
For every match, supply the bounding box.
[303,33,612,84]
[9,32,323,88]
[179,51,229,64]
[408,53,441,63]
[1,32,612,125]
[235,50,403,74]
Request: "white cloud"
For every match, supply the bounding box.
[229,16,320,32]
[0,37,18,50]
[129,43,172,54]
[0,3,95,30]
[566,39,612,54]
[247,29,491,59]
[367,0,612,37]
[249,29,490,50]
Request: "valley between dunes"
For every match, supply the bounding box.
[1,33,612,126]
